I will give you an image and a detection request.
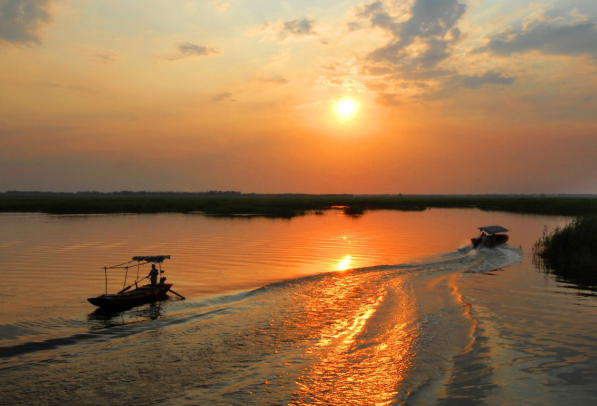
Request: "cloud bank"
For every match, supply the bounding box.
[475,20,597,62]
[358,0,465,73]
[341,0,520,103]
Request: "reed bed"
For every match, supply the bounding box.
[1,194,597,218]
[533,216,597,286]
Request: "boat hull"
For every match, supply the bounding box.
[88,284,173,309]
[472,234,509,248]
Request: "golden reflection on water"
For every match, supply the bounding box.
[337,255,351,271]
[291,273,417,405]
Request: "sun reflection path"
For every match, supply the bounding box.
[291,271,418,405]
[337,255,351,271]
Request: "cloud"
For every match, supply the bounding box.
[44,82,97,93]
[248,18,317,42]
[548,0,597,20]
[453,71,516,89]
[212,0,230,13]
[179,42,220,57]
[363,0,466,70]
[348,0,469,97]
[268,49,291,66]
[93,52,118,64]
[282,19,316,38]
[258,76,290,85]
[474,20,597,62]
[162,42,221,61]
[0,0,54,45]
[212,92,235,102]
[332,1,518,100]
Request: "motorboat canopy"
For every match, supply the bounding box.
[478,225,509,235]
[132,255,171,263]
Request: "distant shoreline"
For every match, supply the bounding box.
[1,193,596,218]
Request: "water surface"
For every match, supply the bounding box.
[1,209,595,405]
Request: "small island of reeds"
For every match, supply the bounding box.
[534,215,597,286]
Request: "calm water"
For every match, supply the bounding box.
[1,209,596,405]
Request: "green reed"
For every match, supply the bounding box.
[533,215,597,286]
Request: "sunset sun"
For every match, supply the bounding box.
[334,97,359,121]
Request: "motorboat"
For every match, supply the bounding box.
[471,226,509,248]
[88,255,183,309]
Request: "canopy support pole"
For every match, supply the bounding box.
[123,266,129,291]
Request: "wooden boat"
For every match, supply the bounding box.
[472,225,509,248]
[88,255,183,309]
[87,283,173,309]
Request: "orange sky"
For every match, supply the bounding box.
[1,0,597,193]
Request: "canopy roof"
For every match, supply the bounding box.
[132,255,171,263]
[478,225,509,234]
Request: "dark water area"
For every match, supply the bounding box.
[1,209,596,405]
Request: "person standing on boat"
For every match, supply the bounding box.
[148,264,159,286]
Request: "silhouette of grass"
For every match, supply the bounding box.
[533,216,597,286]
[1,194,597,218]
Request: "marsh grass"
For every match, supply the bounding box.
[1,194,597,218]
[344,206,365,216]
[533,216,597,286]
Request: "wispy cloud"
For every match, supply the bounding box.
[93,52,118,64]
[212,92,235,102]
[0,0,54,45]
[257,76,290,85]
[283,19,316,38]
[179,42,220,57]
[212,0,230,13]
[162,42,221,61]
[248,18,318,42]
[453,71,516,89]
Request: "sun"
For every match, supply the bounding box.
[334,97,359,121]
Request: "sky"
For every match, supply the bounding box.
[1,0,597,194]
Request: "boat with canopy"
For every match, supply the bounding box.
[471,225,509,248]
[87,255,184,309]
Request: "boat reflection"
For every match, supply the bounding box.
[87,300,167,329]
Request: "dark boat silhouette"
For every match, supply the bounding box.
[88,255,183,309]
[471,225,509,248]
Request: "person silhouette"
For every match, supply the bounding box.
[148,264,159,286]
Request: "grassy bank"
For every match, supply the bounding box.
[533,216,597,286]
[1,194,597,218]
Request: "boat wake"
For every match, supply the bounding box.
[0,245,523,406]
